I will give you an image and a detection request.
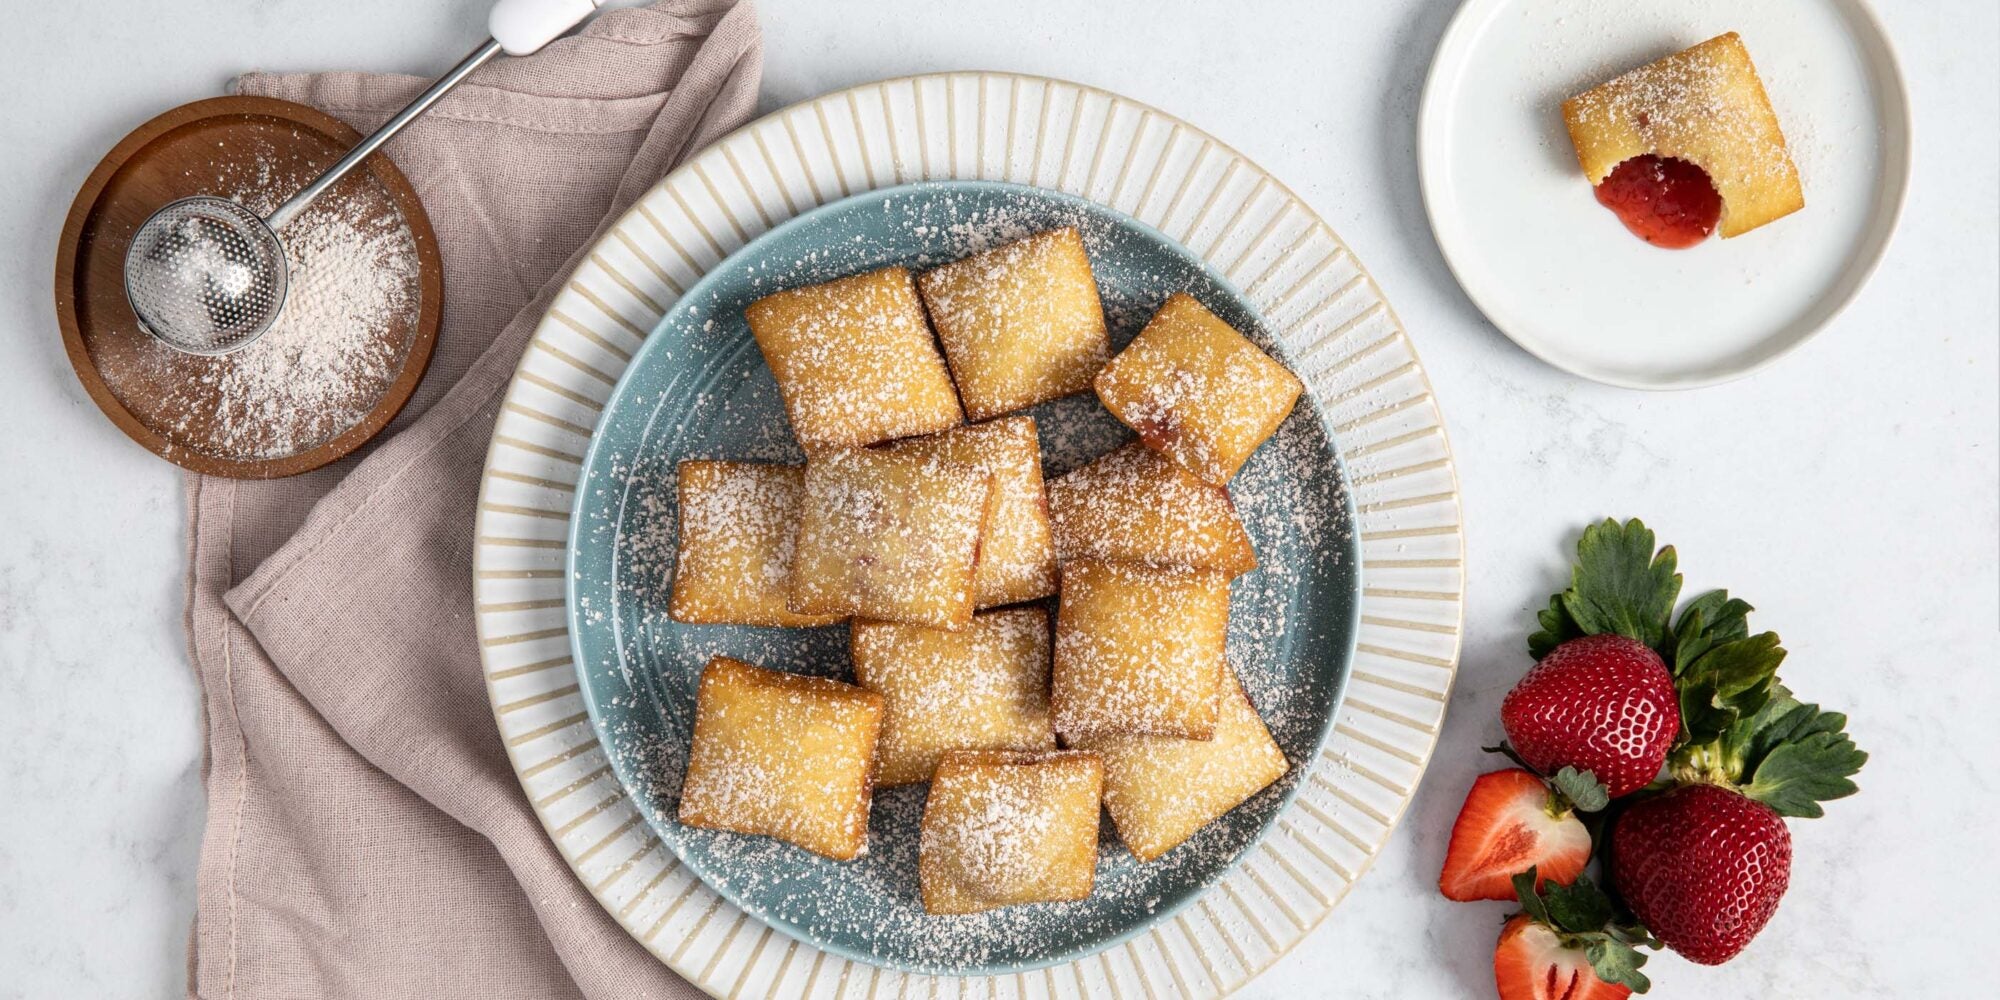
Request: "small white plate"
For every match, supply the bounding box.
[1418,0,1911,389]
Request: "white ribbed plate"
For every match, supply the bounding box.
[475,73,1465,998]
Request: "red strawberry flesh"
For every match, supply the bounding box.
[1493,914,1635,1000]
[1502,634,1679,798]
[1610,782,1793,964]
[1438,768,1591,902]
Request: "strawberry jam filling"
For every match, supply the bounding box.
[1593,155,1723,249]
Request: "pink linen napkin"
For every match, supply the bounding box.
[182,4,760,996]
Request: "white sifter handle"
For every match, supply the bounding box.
[265,0,607,231]
[489,0,606,56]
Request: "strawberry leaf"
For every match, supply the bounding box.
[1607,923,1664,951]
[1672,590,1753,669]
[1745,731,1866,817]
[1515,870,1617,936]
[1674,632,1785,746]
[1584,937,1652,993]
[1540,876,1616,934]
[1551,766,1610,813]
[1511,867,1551,925]
[1528,519,1681,659]
[1719,684,1813,766]
[1528,592,1586,660]
[1694,683,1869,816]
[1739,706,1868,818]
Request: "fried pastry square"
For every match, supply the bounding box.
[745,266,964,451]
[1094,293,1303,486]
[1051,559,1229,741]
[851,609,1056,787]
[1046,442,1257,577]
[669,461,843,627]
[916,228,1110,421]
[1562,33,1803,238]
[879,416,1058,607]
[1070,667,1288,861]
[677,656,885,861]
[788,447,992,629]
[918,750,1104,915]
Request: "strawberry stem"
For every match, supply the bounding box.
[1669,741,1734,788]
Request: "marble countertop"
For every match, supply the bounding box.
[2,0,1993,996]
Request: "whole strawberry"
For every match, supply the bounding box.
[1609,783,1791,964]
[1501,634,1678,797]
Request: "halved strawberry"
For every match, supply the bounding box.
[1494,914,1634,1000]
[1439,769,1591,902]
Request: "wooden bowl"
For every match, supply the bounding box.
[54,96,443,479]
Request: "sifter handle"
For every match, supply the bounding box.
[267,0,604,231]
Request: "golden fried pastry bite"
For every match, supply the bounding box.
[1046,442,1257,577]
[1051,559,1229,742]
[878,416,1057,608]
[788,447,992,629]
[677,656,885,861]
[1070,667,1287,861]
[1094,293,1303,486]
[1563,33,1803,241]
[918,750,1104,914]
[851,609,1056,787]
[917,228,1110,421]
[669,461,843,627]
[745,266,964,452]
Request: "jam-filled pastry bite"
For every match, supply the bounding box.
[744,266,964,452]
[918,750,1104,915]
[1047,441,1257,577]
[788,447,992,630]
[852,609,1056,787]
[1094,293,1304,487]
[677,656,885,861]
[1051,559,1229,742]
[1563,33,1803,246]
[1070,667,1288,862]
[669,461,843,627]
[877,416,1058,608]
[917,228,1111,422]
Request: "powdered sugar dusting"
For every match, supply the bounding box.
[745,266,962,450]
[1047,441,1259,574]
[882,416,1059,608]
[918,751,1102,913]
[1051,559,1229,741]
[790,447,991,627]
[1564,33,1800,192]
[135,149,422,461]
[917,227,1110,420]
[853,610,1056,787]
[569,183,1358,972]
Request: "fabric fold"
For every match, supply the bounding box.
[183,4,761,997]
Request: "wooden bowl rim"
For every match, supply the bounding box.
[53,94,444,479]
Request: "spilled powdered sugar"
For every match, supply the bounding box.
[140,146,421,461]
[571,184,1357,971]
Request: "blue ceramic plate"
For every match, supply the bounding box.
[567,181,1359,976]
